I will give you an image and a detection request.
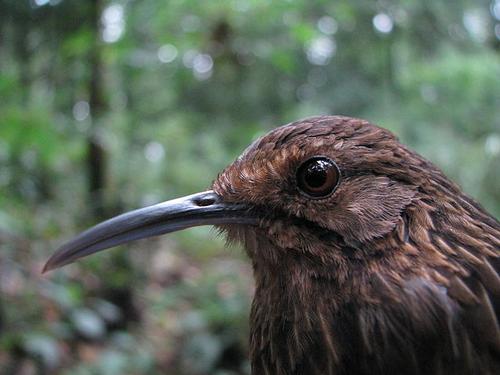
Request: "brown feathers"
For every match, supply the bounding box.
[213,116,500,374]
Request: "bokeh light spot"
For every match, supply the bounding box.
[158,44,178,63]
[144,142,165,163]
[463,8,488,42]
[33,0,50,6]
[306,36,336,66]
[102,4,125,43]
[485,134,500,156]
[373,13,394,34]
[73,101,90,122]
[317,16,338,35]
[192,54,214,80]
[491,1,500,20]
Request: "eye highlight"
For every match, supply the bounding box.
[296,157,340,198]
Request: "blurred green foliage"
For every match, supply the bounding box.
[0,0,499,374]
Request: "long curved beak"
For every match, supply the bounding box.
[43,190,256,273]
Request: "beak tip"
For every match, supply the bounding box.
[42,261,53,274]
[42,255,64,274]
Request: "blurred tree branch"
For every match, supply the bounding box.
[88,0,107,219]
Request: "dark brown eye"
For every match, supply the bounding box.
[296,157,340,198]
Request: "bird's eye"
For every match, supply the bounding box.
[296,157,340,198]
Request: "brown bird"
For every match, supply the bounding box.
[44,116,500,374]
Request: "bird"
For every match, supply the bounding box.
[44,115,500,375]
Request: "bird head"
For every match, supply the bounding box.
[44,116,432,275]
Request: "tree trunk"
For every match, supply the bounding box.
[87,0,107,219]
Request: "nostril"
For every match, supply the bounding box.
[194,197,216,207]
